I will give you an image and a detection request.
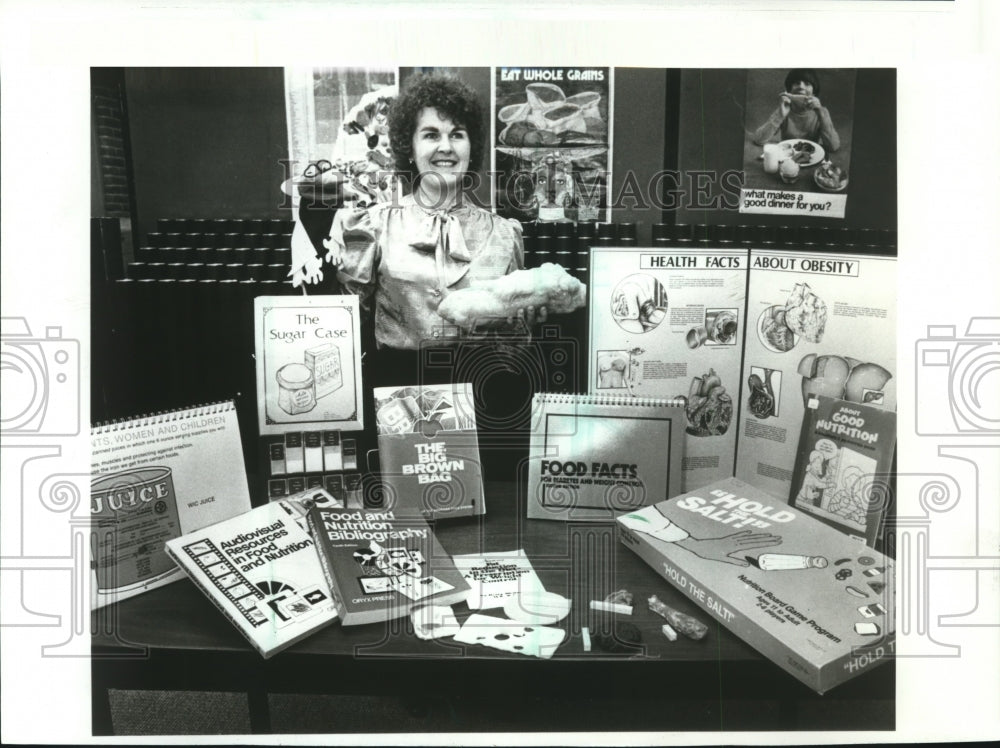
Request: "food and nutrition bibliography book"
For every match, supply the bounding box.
[736,249,896,500]
[373,383,484,519]
[164,496,339,658]
[306,504,470,626]
[526,392,686,521]
[90,400,252,610]
[789,395,896,547]
[588,247,748,491]
[254,295,364,435]
[617,476,894,694]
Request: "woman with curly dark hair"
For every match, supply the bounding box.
[386,73,487,194]
[306,72,542,356]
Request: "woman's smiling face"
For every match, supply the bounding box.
[411,107,471,181]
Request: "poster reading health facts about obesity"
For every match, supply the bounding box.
[493,67,612,223]
[735,250,897,500]
[740,68,856,219]
[589,247,748,492]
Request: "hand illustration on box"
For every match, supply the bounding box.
[619,511,781,567]
[676,529,783,567]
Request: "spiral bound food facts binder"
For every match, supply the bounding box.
[526,393,686,521]
[90,400,252,610]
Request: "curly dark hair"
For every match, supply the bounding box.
[784,68,821,96]
[388,73,485,184]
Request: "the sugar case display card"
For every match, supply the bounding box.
[617,476,894,694]
[526,392,685,521]
[90,401,252,609]
[307,505,470,626]
[735,250,896,500]
[589,248,748,491]
[493,67,612,223]
[740,68,856,219]
[374,383,484,519]
[254,295,363,435]
[164,499,338,658]
[789,395,896,547]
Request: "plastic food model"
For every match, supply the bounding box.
[436,262,587,331]
[683,369,733,436]
[798,353,893,405]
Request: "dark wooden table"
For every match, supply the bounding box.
[91,481,894,734]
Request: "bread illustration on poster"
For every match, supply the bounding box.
[493,67,612,223]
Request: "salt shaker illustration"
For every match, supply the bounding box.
[757,553,829,570]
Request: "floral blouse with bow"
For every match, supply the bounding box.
[324,196,524,350]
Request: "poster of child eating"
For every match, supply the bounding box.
[740,68,856,220]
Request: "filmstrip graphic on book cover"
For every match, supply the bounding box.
[164,499,338,658]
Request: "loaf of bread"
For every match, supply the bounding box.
[438,263,586,329]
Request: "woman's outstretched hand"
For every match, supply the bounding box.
[506,305,549,328]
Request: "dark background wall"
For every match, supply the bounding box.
[676,68,896,230]
[125,68,290,239]
[611,68,669,247]
[118,67,894,243]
